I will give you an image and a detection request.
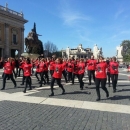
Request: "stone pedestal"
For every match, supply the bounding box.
[21,52,39,59]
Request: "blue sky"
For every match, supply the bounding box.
[1,0,130,57]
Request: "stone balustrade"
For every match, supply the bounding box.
[0,5,23,17]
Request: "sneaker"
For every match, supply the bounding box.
[23,90,26,93]
[1,88,5,90]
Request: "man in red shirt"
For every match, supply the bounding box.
[110,56,119,93]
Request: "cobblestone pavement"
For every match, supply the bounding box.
[0,101,130,130]
[0,68,130,130]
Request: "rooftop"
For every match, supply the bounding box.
[0,4,23,18]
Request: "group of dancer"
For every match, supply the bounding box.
[0,55,119,101]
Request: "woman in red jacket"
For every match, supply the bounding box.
[22,58,32,93]
[78,58,85,90]
[95,56,109,101]
[109,56,119,93]
[1,57,16,90]
[49,58,65,96]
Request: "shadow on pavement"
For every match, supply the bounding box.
[109,95,130,100]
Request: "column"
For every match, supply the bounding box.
[4,23,10,57]
[21,28,24,54]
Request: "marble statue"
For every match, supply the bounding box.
[93,44,103,59]
[116,45,123,58]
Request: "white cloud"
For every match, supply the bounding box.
[61,10,90,26]
[115,9,124,19]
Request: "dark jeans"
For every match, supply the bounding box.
[35,72,40,81]
[95,78,108,99]
[67,71,72,81]
[62,70,67,83]
[88,70,95,84]
[44,71,49,83]
[79,73,84,89]
[2,73,16,89]
[18,68,23,77]
[110,74,118,90]
[72,73,79,84]
[21,75,32,84]
[40,71,46,85]
[24,76,32,92]
[50,77,65,94]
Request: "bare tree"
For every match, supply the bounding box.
[44,41,58,56]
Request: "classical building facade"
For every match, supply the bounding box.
[0,4,28,58]
[61,44,93,59]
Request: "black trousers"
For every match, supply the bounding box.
[95,78,108,99]
[40,71,46,85]
[62,70,67,83]
[50,77,65,94]
[22,76,32,85]
[23,76,32,92]
[18,68,23,77]
[35,72,40,81]
[79,73,84,89]
[110,74,118,90]
[72,73,79,84]
[88,70,95,84]
[50,70,54,77]
[2,73,16,89]
[44,71,49,83]
[107,72,111,86]
[67,71,72,81]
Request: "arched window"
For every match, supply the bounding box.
[11,28,18,45]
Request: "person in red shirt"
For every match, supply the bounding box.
[49,57,55,76]
[109,56,119,93]
[18,57,24,77]
[66,59,73,82]
[87,55,96,85]
[62,58,67,83]
[44,58,49,84]
[106,57,112,87]
[72,61,79,84]
[95,56,109,101]
[39,58,46,87]
[1,57,17,90]
[78,58,85,90]
[22,58,32,93]
[34,57,41,81]
[49,58,65,96]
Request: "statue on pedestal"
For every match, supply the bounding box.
[93,44,103,59]
[25,23,43,54]
[21,23,44,58]
[116,45,123,58]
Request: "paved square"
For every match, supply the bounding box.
[0,68,130,130]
